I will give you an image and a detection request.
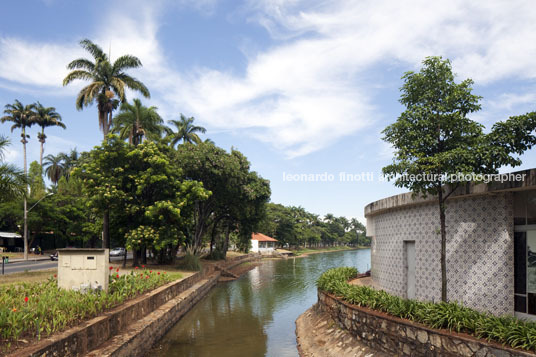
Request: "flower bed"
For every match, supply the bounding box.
[0,267,180,350]
[317,267,536,352]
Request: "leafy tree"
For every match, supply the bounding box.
[34,102,65,166]
[63,39,150,138]
[382,56,536,302]
[112,99,164,146]
[176,143,270,256]
[121,142,209,264]
[74,137,209,265]
[167,115,206,146]
[28,161,46,199]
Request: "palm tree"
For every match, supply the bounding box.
[0,136,27,202]
[63,39,150,250]
[34,102,66,167]
[324,213,335,223]
[1,100,36,260]
[60,148,79,180]
[112,99,164,146]
[43,153,65,185]
[166,114,206,146]
[63,39,150,139]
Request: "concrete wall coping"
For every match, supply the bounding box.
[365,168,536,217]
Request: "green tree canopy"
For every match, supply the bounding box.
[382,56,536,302]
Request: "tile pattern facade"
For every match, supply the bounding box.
[369,192,514,315]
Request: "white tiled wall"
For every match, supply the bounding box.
[368,192,514,315]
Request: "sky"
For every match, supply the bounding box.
[1,0,536,223]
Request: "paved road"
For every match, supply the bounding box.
[1,254,133,275]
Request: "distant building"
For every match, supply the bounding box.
[0,232,22,252]
[251,233,278,253]
[365,169,536,318]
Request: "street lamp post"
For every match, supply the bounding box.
[23,193,53,260]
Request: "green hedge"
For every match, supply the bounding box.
[317,267,536,351]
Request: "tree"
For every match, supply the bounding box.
[34,102,65,167]
[112,99,164,146]
[0,136,27,202]
[382,56,536,302]
[1,100,36,260]
[74,137,209,265]
[43,153,65,185]
[176,143,270,256]
[28,161,46,199]
[63,39,151,250]
[63,39,150,138]
[167,115,206,146]
[59,148,79,180]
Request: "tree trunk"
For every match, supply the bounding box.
[222,226,230,260]
[39,141,44,168]
[122,248,127,268]
[22,129,29,261]
[102,210,110,250]
[142,245,147,264]
[133,249,139,267]
[438,189,447,302]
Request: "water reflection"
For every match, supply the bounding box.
[151,249,371,357]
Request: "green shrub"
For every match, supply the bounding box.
[317,267,536,351]
[0,268,179,347]
[177,252,202,271]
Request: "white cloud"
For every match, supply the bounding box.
[0,37,83,91]
[3,0,536,157]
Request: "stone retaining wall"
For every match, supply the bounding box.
[9,255,256,357]
[317,290,535,357]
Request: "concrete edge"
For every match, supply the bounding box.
[87,274,220,357]
[364,168,536,218]
[8,254,257,357]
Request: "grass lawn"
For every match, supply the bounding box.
[0,269,58,286]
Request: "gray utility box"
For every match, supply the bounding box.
[57,248,109,292]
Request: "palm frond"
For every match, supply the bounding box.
[63,70,94,86]
[79,39,106,61]
[66,58,95,71]
[117,74,150,98]
[113,55,142,72]
[0,163,27,202]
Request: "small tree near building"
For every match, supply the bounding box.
[382,56,536,302]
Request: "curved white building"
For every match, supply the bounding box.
[365,169,536,318]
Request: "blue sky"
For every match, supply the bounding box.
[1,0,536,223]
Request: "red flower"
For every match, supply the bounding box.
[116,274,120,278]
[109,266,113,270]
[150,270,152,273]
[135,266,139,270]
[157,272,160,275]
[141,265,145,268]
[116,268,119,272]
[54,274,57,278]
[146,276,149,279]
[24,297,28,303]
[163,272,166,275]
[12,308,17,312]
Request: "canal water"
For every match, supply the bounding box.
[150,249,371,357]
